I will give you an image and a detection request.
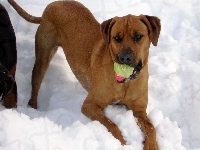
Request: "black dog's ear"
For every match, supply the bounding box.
[140,15,161,46]
[100,18,116,44]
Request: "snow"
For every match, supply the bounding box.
[0,0,200,149]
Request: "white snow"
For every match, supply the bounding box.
[0,0,200,149]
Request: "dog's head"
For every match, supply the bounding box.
[101,15,161,80]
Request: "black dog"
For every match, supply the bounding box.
[0,3,17,108]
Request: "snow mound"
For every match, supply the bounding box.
[0,108,185,150]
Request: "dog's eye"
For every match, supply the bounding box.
[113,35,122,43]
[133,33,143,42]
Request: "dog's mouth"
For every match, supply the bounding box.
[114,60,142,83]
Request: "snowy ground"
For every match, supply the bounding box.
[0,0,200,150]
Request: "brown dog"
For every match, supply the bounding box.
[8,0,161,149]
[0,3,17,108]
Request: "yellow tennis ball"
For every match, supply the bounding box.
[114,62,134,78]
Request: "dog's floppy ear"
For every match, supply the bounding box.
[100,18,116,44]
[140,15,161,46]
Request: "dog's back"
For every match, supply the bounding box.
[8,0,102,91]
[41,1,102,91]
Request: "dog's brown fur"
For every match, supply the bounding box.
[8,0,161,149]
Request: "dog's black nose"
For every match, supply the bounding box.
[118,49,133,65]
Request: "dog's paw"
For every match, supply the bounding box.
[143,137,158,150]
[3,100,17,109]
[28,99,37,109]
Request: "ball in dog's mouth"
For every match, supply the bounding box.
[114,62,134,83]
[114,61,142,83]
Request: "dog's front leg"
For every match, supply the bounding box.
[126,98,158,150]
[136,113,158,150]
[3,82,17,108]
[81,96,126,145]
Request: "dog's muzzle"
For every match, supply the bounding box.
[115,48,143,83]
[118,48,133,66]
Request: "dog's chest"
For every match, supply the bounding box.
[112,81,130,102]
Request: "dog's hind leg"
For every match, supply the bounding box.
[28,24,59,109]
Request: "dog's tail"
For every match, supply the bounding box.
[8,0,41,24]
